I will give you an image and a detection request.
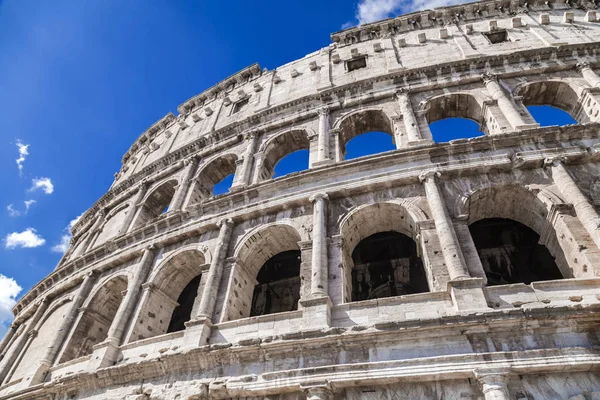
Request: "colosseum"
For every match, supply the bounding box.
[2,0,600,398]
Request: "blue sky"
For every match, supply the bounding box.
[0,0,576,336]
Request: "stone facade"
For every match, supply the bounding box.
[2,0,600,398]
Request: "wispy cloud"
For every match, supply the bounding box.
[30,177,54,194]
[24,199,36,212]
[4,228,46,249]
[15,140,29,176]
[0,275,22,337]
[7,204,20,217]
[351,0,468,25]
[51,213,83,253]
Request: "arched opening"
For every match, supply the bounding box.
[132,180,177,229]
[517,81,583,124]
[251,250,301,316]
[527,105,577,127]
[59,275,128,363]
[187,154,238,204]
[351,231,428,301]
[259,130,310,181]
[337,109,395,160]
[127,249,205,342]
[469,218,563,285]
[425,94,484,142]
[339,202,429,303]
[466,185,571,280]
[223,224,302,321]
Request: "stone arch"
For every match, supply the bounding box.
[333,108,394,159]
[59,274,128,363]
[465,184,572,281]
[424,92,484,126]
[223,223,303,321]
[131,179,178,230]
[94,202,130,247]
[339,202,430,303]
[187,153,238,204]
[256,128,311,181]
[514,80,586,123]
[127,248,207,342]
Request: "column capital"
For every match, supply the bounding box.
[329,128,340,136]
[394,87,411,98]
[301,382,332,400]
[481,71,498,84]
[474,368,511,394]
[576,61,592,72]
[309,193,329,202]
[184,154,200,165]
[243,130,260,141]
[145,243,156,251]
[543,156,566,168]
[419,169,441,183]
[141,282,156,293]
[317,106,329,116]
[217,218,235,228]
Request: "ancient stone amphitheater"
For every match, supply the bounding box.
[3,0,600,398]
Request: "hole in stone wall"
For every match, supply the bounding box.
[469,218,563,285]
[232,97,249,114]
[527,105,577,127]
[166,275,201,333]
[429,118,483,142]
[483,30,509,44]
[345,131,396,160]
[351,232,428,302]
[250,250,301,317]
[347,56,367,72]
[273,149,309,178]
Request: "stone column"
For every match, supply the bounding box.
[29,271,99,385]
[0,298,48,383]
[123,180,150,233]
[196,219,235,320]
[419,171,470,281]
[314,107,332,165]
[475,370,511,400]
[395,89,423,144]
[577,61,600,88]
[302,383,332,400]
[80,209,107,253]
[106,246,156,344]
[545,157,600,250]
[231,131,259,190]
[482,73,531,130]
[0,325,18,359]
[330,129,343,162]
[169,155,199,211]
[309,193,329,298]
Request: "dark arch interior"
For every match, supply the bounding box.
[250,250,301,317]
[166,275,201,333]
[351,232,428,302]
[469,218,563,285]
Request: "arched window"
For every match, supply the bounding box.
[127,249,205,342]
[517,81,583,125]
[221,224,302,322]
[337,109,396,160]
[339,203,429,303]
[351,232,428,301]
[258,130,310,181]
[187,154,238,204]
[59,275,128,363]
[425,94,484,142]
[132,180,177,229]
[469,218,563,285]
[251,250,301,316]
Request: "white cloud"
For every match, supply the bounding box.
[7,204,20,217]
[51,213,83,254]
[15,140,29,176]
[4,228,46,249]
[30,177,54,194]
[0,275,22,336]
[24,200,36,212]
[355,0,468,24]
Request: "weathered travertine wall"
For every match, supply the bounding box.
[2,0,600,398]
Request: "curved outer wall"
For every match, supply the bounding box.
[2,0,600,398]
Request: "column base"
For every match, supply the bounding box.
[448,278,490,311]
[28,359,52,387]
[182,318,213,348]
[514,123,540,131]
[299,296,332,329]
[311,159,334,168]
[87,337,121,371]
[407,139,433,147]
